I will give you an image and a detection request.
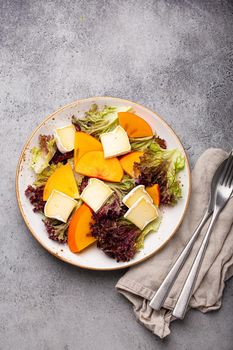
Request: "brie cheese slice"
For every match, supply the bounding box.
[123,185,153,208]
[124,197,158,230]
[54,124,76,154]
[80,178,113,213]
[44,190,77,223]
[100,126,131,158]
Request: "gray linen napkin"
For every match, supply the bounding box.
[116,149,233,338]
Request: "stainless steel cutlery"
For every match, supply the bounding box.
[149,152,233,318]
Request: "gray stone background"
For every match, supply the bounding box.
[1,0,233,349]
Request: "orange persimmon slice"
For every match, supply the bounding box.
[43,163,79,201]
[146,184,160,206]
[68,204,96,253]
[118,112,153,138]
[75,151,123,182]
[120,151,144,178]
[74,132,103,166]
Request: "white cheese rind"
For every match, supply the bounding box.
[80,178,113,213]
[54,124,76,154]
[123,185,152,208]
[44,190,77,223]
[124,197,158,230]
[100,126,131,158]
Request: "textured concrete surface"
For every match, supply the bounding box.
[1,0,233,349]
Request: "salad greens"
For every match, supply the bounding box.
[136,216,161,250]
[43,217,70,243]
[72,104,131,139]
[31,135,57,174]
[43,200,82,243]
[33,162,63,187]
[130,136,154,151]
[91,201,141,262]
[130,135,167,152]
[105,176,135,199]
[134,142,185,205]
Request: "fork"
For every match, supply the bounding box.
[149,157,229,312]
[172,151,233,318]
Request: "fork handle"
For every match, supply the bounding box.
[172,209,220,319]
[149,209,211,311]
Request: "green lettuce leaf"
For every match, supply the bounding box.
[130,136,167,152]
[31,135,57,174]
[72,104,131,139]
[130,136,154,151]
[136,216,161,250]
[105,176,135,199]
[33,162,63,187]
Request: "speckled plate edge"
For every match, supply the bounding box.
[15,96,191,270]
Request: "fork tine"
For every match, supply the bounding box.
[228,162,233,188]
[221,152,233,185]
[225,158,233,187]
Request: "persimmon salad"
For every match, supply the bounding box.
[25,105,185,262]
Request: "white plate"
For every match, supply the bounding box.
[16,97,191,270]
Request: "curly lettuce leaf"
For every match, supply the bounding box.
[72,104,131,139]
[25,185,45,212]
[33,158,76,188]
[43,199,82,243]
[31,135,57,174]
[105,176,135,199]
[43,217,70,243]
[130,136,154,151]
[134,143,185,205]
[33,162,63,187]
[136,216,161,250]
[91,215,140,262]
[130,136,167,152]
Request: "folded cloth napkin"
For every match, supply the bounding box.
[116,148,233,338]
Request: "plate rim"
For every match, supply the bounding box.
[15,96,191,270]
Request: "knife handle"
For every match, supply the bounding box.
[172,209,220,318]
[149,209,211,311]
